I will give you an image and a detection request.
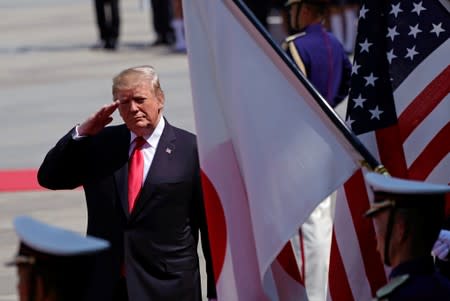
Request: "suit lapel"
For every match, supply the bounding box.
[112,125,132,217]
[130,120,176,220]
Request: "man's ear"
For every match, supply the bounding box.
[158,95,165,110]
[155,90,164,108]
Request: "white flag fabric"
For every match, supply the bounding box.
[182,0,362,299]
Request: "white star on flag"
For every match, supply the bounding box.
[359,38,372,53]
[387,26,400,41]
[363,73,378,87]
[351,62,361,75]
[345,117,355,128]
[390,3,403,18]
[412,1,426,16]
[408,24,422,38]
[386,49,397,64]
[359,5,369,19]
[369,106,383,120]
[430,23,445,37]
[353,94,366,108]
[405,45,419,60]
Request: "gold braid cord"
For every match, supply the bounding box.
[359,161,389,175]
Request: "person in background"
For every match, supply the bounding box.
[328,0,359,54]
[364,172,450,300]
[283,0,351,108]
[37,65,216,301]
[150,0,174,46]
[92,0,120,50]
[171,0,186,53]
[6,216,109,301]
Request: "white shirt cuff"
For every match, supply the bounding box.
[72,125,87,140]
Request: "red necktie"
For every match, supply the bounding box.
[128,137,146,212]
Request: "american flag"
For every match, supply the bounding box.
[330,0,449,300]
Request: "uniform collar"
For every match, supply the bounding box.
[389,256,435,279]
[304,22,325,33]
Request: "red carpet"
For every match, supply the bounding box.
[0,169,45,192]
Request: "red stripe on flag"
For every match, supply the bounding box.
[329,231,355,301]
[200,170,227,283]
[276,242,304,285]
[344,171,387,295]
[0,169,45,192]
[299,230,306,284]
[375,126,408,178]
[398,66,450,143]
[407,123,450,181]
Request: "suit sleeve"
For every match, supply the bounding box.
[37,127,92,190]
[193,144,217,299]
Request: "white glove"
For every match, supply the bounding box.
[432,230,450,261]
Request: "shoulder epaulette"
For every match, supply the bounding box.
[284,32,306,43]
[374,274,410,300]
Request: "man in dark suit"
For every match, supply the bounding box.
[37,66,217,301]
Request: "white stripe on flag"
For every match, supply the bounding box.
[334,187,381,300]
[393,40,449,114]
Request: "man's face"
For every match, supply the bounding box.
[115,76,163,137]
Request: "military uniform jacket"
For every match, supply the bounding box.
[37,120,216,301]
[283,23,351,107]
[374,256,450,300]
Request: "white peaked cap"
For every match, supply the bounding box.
[13,216,109,256]
[365,172,450,195]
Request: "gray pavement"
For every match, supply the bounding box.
[0,1,202,300]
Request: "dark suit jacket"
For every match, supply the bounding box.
[38,120,216,301]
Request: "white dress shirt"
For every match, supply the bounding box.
[128,117,165,184]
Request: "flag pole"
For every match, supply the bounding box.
[232,0,383,171]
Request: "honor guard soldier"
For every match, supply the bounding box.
[6,216,109,301]
[364,173,450,300]
[283,0,351,107]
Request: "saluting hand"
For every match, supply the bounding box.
[78,101,120,136]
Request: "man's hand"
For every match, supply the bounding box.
[432,229,450,261]
[78,101,119,136]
